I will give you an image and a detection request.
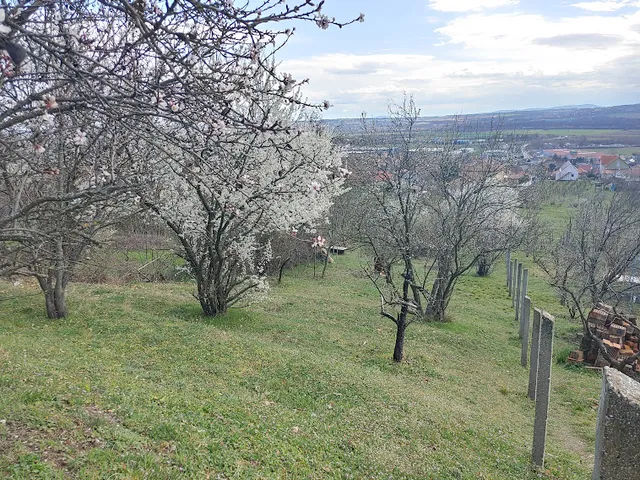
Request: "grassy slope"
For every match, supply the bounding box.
[0,252,600,479]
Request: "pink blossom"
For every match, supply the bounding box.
[34,144,45,155]
[43,94,58,110]
[308,181,322,193]
[312,235,326,248]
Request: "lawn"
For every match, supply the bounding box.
[0,252,601,479]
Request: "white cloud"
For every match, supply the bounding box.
[572,1,637,12]
[282,9,640,116]
[434,11,640,71]
[428,0,518,12]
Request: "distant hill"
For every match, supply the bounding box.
[498,104,599,113]
[327,103,640,133]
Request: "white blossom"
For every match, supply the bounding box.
[0,9,11,34]
[315,14,331,30]
[72,129,88,146]
[40,112,55,128]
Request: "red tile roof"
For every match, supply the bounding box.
[600,155,620,167]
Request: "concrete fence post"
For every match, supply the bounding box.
[532,312,554,469]
[515,263,523,322]
[519,269,529,338]
[592,367,640,479]
[520,296,531,367]
[511,259,517,304]
[528,308,542,400]
[506,251,512,293]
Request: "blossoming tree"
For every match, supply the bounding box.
[143,89,347,316]
[1,105,140,318]
[0,1,362,317]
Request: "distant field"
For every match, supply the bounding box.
[510,129,640,136]
[591,147,640,156]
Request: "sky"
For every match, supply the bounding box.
[277,0,640,118]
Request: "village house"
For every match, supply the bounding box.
[555,161,579,181]
[600,155,630,178]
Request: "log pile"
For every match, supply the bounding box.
[567,303,640,374]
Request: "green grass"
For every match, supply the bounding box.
[0,254,601,479]
[590,147,640,156]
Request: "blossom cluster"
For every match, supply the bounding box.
[312,236,326,248]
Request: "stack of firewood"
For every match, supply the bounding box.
[567,303,640,373]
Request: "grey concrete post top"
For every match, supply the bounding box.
[604,367,640,405]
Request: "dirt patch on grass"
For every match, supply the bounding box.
[556,421,593,464]
[0,415,109,477]
[1,420,76,473]
[83,405,120,425]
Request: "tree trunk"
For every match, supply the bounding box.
[393,318,407,362]
[37,273,68,319]
[428,267,452,322]
[53,236,68,318]
[476,255,492,277]
[197,281,227,317]
[198,293,227,316]
[321,234,333,279]
[278,257,290,284]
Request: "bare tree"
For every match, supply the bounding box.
[348,97,527,361]
[538,190,640,371]
[422,135,527,321]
